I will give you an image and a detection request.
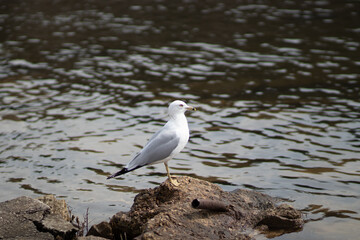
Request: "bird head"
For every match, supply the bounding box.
[168,100,196,117]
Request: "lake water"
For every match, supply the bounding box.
[1,0,359,239]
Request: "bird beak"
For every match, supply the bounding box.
[186,105,196,111]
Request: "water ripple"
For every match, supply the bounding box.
[1,1,360,239]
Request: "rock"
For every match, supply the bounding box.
[0,196,78,240]
[107,176,303,240]
[38,194,71,221]
[87,221,113,239]
[258,203,304,229]
[38,213,78,239]
[78,236,109,240]
[0,196,53,240]
[1,177,303,240]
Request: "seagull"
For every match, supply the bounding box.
[107,100,196,186]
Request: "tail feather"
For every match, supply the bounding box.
[107,168,130,179]
[107,165,143,179]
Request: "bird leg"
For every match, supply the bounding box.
[164,162,179,186]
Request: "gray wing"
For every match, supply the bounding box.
[126,127,180,171]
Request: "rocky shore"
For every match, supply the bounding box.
[0,176,304,240]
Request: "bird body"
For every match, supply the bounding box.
[107,100,196,186]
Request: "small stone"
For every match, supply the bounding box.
[87,221,113,239]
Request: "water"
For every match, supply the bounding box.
[1,0,359,239]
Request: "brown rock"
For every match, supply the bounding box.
[108,176,304,240]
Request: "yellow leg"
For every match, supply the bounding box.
[164,162,179,186]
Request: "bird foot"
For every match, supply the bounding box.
[169,177,180,186]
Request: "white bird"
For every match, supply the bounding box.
[107,100,196,186]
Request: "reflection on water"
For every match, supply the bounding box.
[1,0,360,239]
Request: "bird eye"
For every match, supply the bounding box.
[179,104,184,107]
